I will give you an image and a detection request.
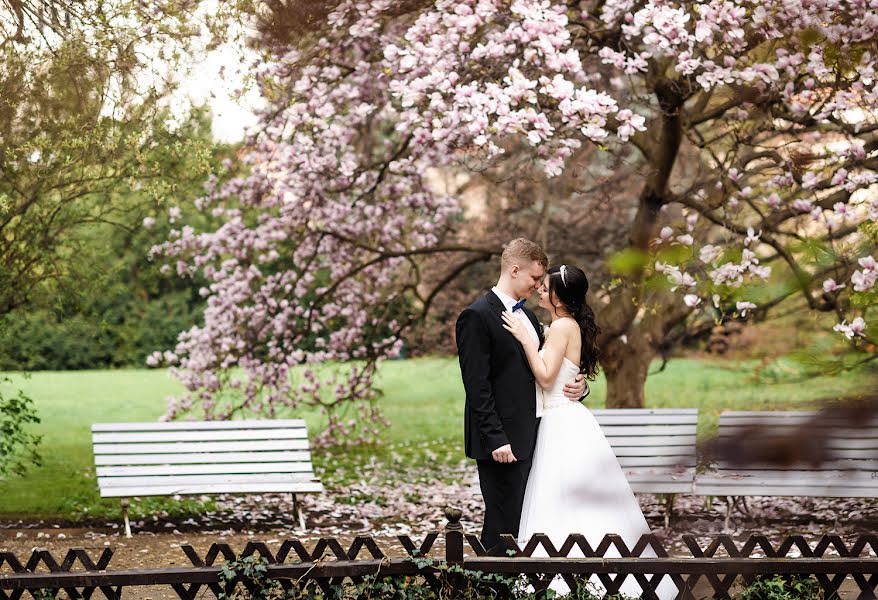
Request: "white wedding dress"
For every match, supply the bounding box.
[518,350,677,599]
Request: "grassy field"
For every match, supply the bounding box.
[0,356,874,520]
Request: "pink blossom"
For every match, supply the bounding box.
[823,279,845,293]
[147,0,878,442]
[764,193,781,209]
[834,317,867,339]
[852,269,878,292]
[736,301,757,317]
[683,294,701,307]
[699,244,722,264]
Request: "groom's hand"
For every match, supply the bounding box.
[492,444,517,463]
[563,374,589,401]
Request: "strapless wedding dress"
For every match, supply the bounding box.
[518,351,677,599]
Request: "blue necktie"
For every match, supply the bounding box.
[511,298,526,312]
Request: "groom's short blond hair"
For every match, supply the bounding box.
[501,238,548,271]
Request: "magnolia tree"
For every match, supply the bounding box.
[153,0,878,441]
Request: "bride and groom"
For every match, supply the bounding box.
[456,238,676,598]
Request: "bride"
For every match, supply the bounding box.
[501,264,676,599]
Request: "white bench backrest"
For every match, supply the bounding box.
[92,419,323,498]
[591,408,698,470]
[717,410,878,472]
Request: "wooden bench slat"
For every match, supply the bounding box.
[96,463,314,477]
[630,481,695,494]
[717,434,878,448]
[93,430,307,443]
[600,425,699,436]
[91,420,306,432]
[99,482,325,498]
[715,458,878,471]
[720,411,820,418]
[94,451,311,465]
[98,473,318,487]
[602,435,696,447]
[591,408,698,415]
[718,415,873,426]
[703,469,878,480]
[592,415,698,425]
[612,446,695,457]
[618,456,696,467]
[627,472,695,482]
[694,481,878,497]
[93,440,309,454]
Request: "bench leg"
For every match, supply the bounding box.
[292,494,305,532]
[664,494,675,529]
[724,496,734,531]
[121,498,132,538]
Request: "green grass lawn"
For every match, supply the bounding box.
[0,356,874,520]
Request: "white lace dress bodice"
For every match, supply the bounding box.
[536,352,581,412]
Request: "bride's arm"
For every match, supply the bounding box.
[501,312,570,389]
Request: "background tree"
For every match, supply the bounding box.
[0,110,232,370]
[0,0,239,470]
[152,0,878,443]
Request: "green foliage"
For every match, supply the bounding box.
[608,248,650,276]
[214,553,617,600]
[210,556,825,600]
[0,290,203,370]
[219,555,275,600]
[0,0,241,374]
[0,376,42,479]
[735,575,824,600]
[0,107,234,370]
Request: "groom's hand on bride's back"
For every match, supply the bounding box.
[492,444,517,463]
[563,374,590,402]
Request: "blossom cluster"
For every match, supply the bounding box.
[152,0,878,439]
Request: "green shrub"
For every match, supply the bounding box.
[735,575,824,600]
[0,377,41,478]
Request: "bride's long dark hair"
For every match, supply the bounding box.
[546,264,601,380]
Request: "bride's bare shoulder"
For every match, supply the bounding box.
[549,317,578,338]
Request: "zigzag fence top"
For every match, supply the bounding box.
[2,509,878,599]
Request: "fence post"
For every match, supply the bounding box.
[444,506,465,597]
[444,506,464,564]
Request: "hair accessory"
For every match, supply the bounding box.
[560,265,568,287]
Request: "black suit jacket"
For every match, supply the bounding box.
[456,290,545,461]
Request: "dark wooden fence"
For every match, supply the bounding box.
[2,508,878,599]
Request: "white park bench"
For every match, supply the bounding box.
[469,408,698,527]
[91,419,324,537]
[694,410,878,528]
[592,408,698,527]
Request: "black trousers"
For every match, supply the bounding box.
[476,457,532,552]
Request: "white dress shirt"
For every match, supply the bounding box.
[492,286,543,417]
[492,286,540,346]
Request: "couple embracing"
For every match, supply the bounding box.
[456,238,676,598]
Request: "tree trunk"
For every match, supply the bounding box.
[600,336,655,408]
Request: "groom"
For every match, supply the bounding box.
[456,238,587,552]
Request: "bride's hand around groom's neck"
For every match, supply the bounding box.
[500,311,536,350]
